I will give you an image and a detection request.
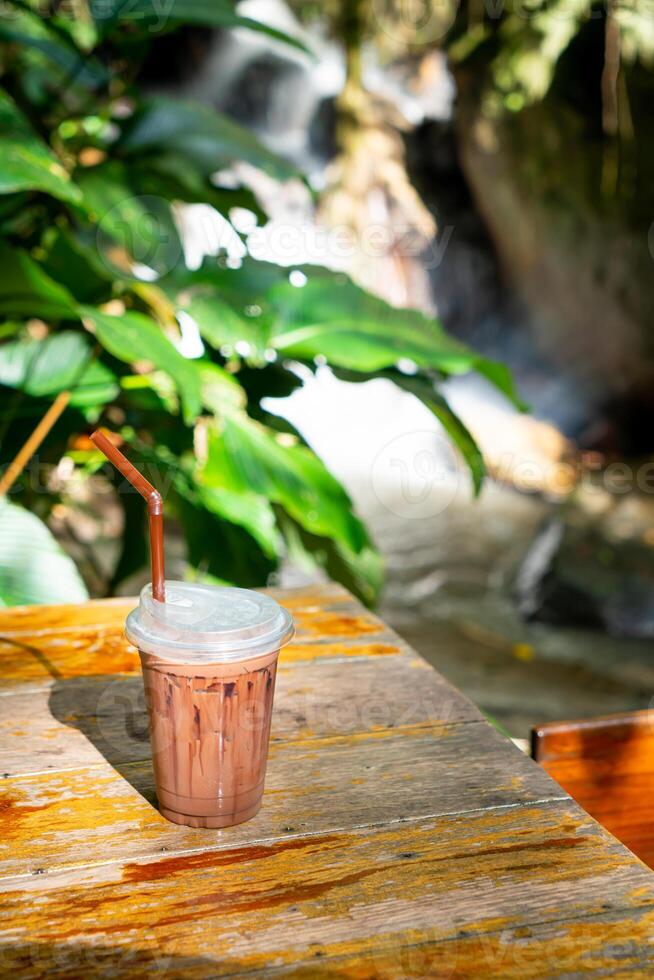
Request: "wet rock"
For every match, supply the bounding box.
[515,519,654,638]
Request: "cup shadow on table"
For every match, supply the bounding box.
[48,674,157,807]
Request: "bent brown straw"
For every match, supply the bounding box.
[90,430,166,602]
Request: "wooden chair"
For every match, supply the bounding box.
[532,710,654,870]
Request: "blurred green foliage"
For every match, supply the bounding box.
[449,0,654,113]
[0,0,520,604]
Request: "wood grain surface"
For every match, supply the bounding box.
[1,584,653,978]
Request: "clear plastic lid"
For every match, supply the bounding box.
[125,581,294,663]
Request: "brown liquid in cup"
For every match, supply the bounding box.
[139,648,279,828]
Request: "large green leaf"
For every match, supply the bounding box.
[0,91,81,204]
[119,98,297,182]
[177,492,277,587]
[0,500,88,606]
[199,415,370,554]
[197,362,246,416]
[79,306,202,422]
[267,270,524,407]
[162,258,522,407]
[90,0,309,52]
[76,161,183,277]
[160,257,284,357]
[131,153,267,224]
[0,15,107,90]
[184,293,269,358]
[276,509,382,606]
[194,482,280,559]
[41,229,113,304]
[0,245,79,319]
[388,372,486,495]
[0,331,118,407]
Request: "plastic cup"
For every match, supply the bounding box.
[125,581,294,828]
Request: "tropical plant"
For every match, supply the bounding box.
[0,0,520,606]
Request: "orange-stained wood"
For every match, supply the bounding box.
[0,583,356,635]
[1,802,654,977]
[0,587,393,686]
[1,585,653,977]
[532,709,654,869]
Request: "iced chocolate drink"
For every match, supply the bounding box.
[126,582,294,828]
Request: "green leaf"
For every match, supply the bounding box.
[275,509,382,606]
[41,229,113,304]
[0,330,118,407]
[175,489,277,587]
[0,19,107,90]
[91,0,309,53]
[114,436,276,582]
[197,362,246,415]
[76,161,183,277]
[185,293,269,358]
[119,98,297,182]
[0,245,79,319]
[267,269,524,408]
[426,393,485,496]
[131,153,267,223]
[389,372,486,495]
[0,91,81,204]
[0,499,88,606]
[79,306,202,422]
[200,414,370,554]
[194,482,280,559]
[159,257,285,356]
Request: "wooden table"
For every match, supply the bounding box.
[1,584,654,978]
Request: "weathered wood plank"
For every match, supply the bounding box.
[0,655,481,777]
[263,908,654,979]
[2,590,651,979]
[0,722,564,878]
[0,628,141,685]
[0,632,404,688]
[0,584,378,641]
[1,802,652,978]
[0,596,135,634]
[0,586,402,688]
